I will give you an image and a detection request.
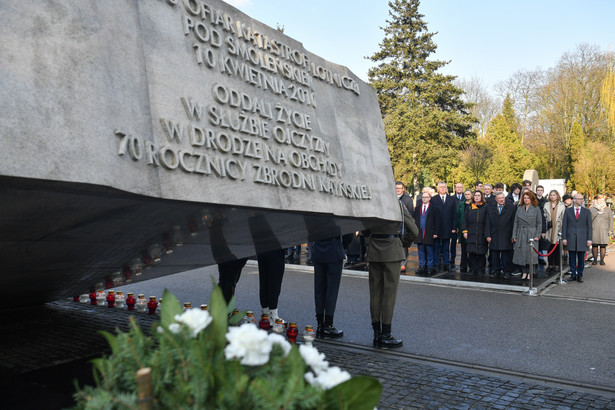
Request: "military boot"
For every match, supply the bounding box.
[372,321,381,347]
[376,324,403,348]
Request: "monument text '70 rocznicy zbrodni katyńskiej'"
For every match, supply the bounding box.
[0,0,397,307]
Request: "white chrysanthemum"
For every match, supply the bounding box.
[268,333,291,356]
[174,309,213,337]
[305,366,351,390]
[168,323,181,334]
[299,344,329,374]
[304,371,317,386]
[225,323,272,366]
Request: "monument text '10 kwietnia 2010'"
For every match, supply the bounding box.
[0,0,398,307]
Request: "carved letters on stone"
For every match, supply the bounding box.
[113,0,371,201]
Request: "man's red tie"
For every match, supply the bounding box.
[575,208,579,220]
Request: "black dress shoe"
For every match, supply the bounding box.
[591,260,597,265]
[428,268,438,276]
[415,266,426,275]
[600,260,605,265]
[504,273,511,279]
[577,276,583,283]
[320,325,344,338]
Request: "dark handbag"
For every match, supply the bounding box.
[547,220,553,230]
[538,237,551,251]
[399,201,416,247]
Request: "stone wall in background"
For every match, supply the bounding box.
[0,0,397,220]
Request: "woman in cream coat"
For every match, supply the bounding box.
[590,194,613,265]
[544,190,566,272]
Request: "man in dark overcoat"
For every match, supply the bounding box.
[396,181,414,272]
[484,184,496,206]
[430,182,457,272]
[485,192,517,278]
[413,192,440,275]
[562,194,592,282]
[450,183,465,266]
[364,201,418,349]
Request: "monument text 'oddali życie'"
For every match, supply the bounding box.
[0,0,398,307]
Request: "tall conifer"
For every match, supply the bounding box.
[368,0,475,187]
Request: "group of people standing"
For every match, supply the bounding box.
[215,180,610,353]
[400,180,613,283]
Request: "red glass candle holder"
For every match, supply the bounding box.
[106,290,116,308]
[89,292,97,305]
[122,265,132,282]
[259,314,271,331]
[147,296,158,314]
[286,322,298,343]
[126,292,136,311]
[142,251,153,267]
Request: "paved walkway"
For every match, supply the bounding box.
[1,246,613,409]
[1,299,614,409]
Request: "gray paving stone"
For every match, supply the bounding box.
[1,300,615,409]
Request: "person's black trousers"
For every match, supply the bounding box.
[257,249,286,309]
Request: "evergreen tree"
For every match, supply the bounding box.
[567,121,587,189]
[569,120,587,164]
[501,94,519,136]
[483,96,535,185]
[368,0,476,188]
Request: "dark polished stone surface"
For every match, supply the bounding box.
[0,1,398,307]
[0,176,385,307]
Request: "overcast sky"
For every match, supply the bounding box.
[223,0,614,93]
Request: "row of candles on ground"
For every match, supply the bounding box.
[74,290,314,344]
[242,311,314,345]
[75,290,161,313]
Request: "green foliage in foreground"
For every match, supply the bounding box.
[73,287,381,409]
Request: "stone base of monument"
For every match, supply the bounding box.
[0,176,369,308]
[0,1,399,308]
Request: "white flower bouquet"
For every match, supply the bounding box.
[74,286,381,409]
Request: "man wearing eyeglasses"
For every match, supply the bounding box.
[561,194,592,282]
[430,181,457,272]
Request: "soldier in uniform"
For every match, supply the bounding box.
[365,200,418,348]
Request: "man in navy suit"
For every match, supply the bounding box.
[485,192,517,278]
[413,192,440,275]
[562,194,593,282]
[450,183,464,268]
[431,182,457,272]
